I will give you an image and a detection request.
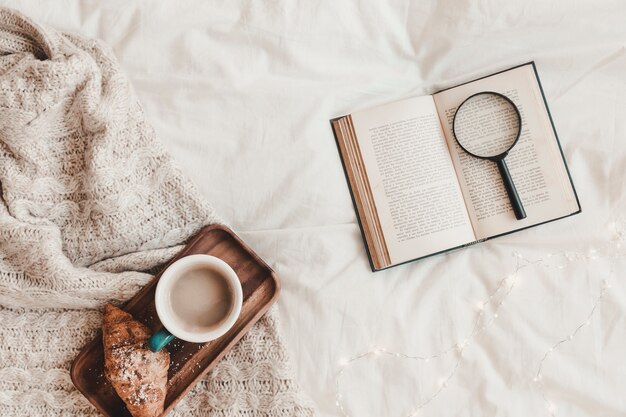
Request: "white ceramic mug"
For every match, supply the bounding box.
[148,254,243,351]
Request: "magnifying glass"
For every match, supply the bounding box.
[452,91,527,220]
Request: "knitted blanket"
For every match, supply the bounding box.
[0,7,314,417]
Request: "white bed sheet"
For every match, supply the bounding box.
[4,1,626,416]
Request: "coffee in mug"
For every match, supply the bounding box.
[148,254,243,352]
[169,266,234,332]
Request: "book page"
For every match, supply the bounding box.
[433,64,579,239]
[351,96,475,265]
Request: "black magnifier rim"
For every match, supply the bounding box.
[451,91,522,161]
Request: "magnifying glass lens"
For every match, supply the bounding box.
[453,93,520,158]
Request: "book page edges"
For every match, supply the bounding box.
[332,116,391,270]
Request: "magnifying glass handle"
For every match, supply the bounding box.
[496,159,527,220]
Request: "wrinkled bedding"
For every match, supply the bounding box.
[3,1,625,416]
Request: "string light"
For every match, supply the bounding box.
[335,254,521,416]
[334,218,625,417]
[533,269,614,416]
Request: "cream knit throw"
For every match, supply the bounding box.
[0,7,314,417]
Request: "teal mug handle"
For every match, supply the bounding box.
[148,328,175,352]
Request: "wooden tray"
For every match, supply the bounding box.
[70,224,280,417]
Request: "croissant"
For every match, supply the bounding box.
[102,304,170,417]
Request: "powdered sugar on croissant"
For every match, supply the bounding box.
[103,304,170,417]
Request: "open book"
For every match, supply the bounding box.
[331,62,580,271]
